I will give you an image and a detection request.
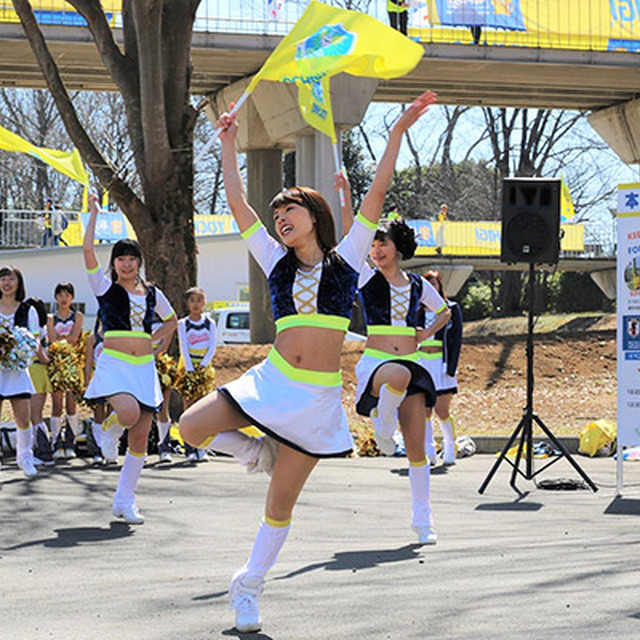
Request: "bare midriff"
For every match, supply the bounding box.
[274,326,346,371]
[416,329,441,354]
[104,335,153,357]
[365,334,418,357]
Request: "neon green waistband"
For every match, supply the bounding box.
[420,339,443,347]
[419,351,442,360]
[105,330,151,340]
[367,325,417,337]
[103,348,154,365]
[363,348,421,363]
[267,347,342,387]
[275,313,350,333]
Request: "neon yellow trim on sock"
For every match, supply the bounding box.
[103,348,154,365]
[367,325,416,336]
[363,348,420,363]
[127,449,146,458]
[356,211,377,230]
[197,435,216,449]
[16,425,30,431]
[241,220,262,239]
[409,459,428,467]
[267,348,342,387]
[86,264,100,274]
[275,313,350,333]
[382,383,405,397]
[264,516,291,528]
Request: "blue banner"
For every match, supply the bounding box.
[80,212,129,242]
[434,0,525,30]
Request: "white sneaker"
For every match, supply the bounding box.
[196,449,209,462]
[229,571,263,633]
[113,504,145,525]
[65,448,77,459]
[371,413,396,457]
[159,451,173,463]
[412,525,438,545]
[442,444,456,466]
[100,434,119,464]
[246,437,279,476]
[186,451,198,463]
[18,456,38,479]
[93,454,105,465]
[52,448,66,460]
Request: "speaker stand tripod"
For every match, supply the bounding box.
[478,263,598,495]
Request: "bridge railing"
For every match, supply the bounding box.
[1,1,638,53]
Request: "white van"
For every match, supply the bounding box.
[213,307,251,345]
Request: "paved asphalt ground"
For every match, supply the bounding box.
[1,451,640,640]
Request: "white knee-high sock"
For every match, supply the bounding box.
[211,431,261,466]
[242,517,291,580]
[50,416,63,443]
[113,450,146,508]
[409,459,432,528]
[91,422,103,447]
[16,425,33,463]
[425,419,437,458]
[377,384,405,436]
[67,413,82,437]
[440,418,456,456]
[157,420,171,443]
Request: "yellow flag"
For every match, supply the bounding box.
[0,124,88,185]
[246,0,424,140]
[561,178,575,221]
[297,76,336,143]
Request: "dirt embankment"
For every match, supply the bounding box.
[214,324,617,437]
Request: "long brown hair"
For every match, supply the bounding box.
[270,186,337,259]
[0,265,26,301]
[424,270,447,300]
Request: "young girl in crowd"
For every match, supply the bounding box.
[176,287,217,463]
[83,194,177,523]
[47,282,84,459]
[0,266,42,478]
[179,91,436,633]
[418,270,463,466]
[28,297,55,466]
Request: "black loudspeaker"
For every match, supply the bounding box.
[501,177,561,264]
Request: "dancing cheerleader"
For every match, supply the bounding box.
[28,297,55,466]
[349,210,450,544]
[47,282,84,459]
[83,194,177,524]
[0,266,41,478]
[418,270,463,466]
[175,287,216,463]
[179,91,435,633]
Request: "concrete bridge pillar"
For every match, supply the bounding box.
[589,98,640,164]
[590,268,616,300]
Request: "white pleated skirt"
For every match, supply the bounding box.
[84,348,162,413]
[219,347,353,458]
[355,348,436,417]
[418,352,458,395]
[0,368,34,398]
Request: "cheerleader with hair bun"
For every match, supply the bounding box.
[0,266,42,478]
[418,270,463,466]
[47,281,84,459]
[339,181,450,545]
[83,194,177,524]
[179,90,435,633]
[175,286,216,463]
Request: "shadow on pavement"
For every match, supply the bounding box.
[4,522,135,550]
[604,497,640,516]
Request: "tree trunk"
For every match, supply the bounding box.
[499,271,523,317]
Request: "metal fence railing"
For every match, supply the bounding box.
[0,1,638,54]
[0,209,79,249]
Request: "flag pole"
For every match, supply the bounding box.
[195,91,250,166]
[332,141,345,207]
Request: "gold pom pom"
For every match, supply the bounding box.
[174,364,216,403]
[47,341,84,401]
[155,353,178,392]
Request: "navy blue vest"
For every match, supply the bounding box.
[97,283,157,334]
[267,251,359,321]
[359,271,423,327]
